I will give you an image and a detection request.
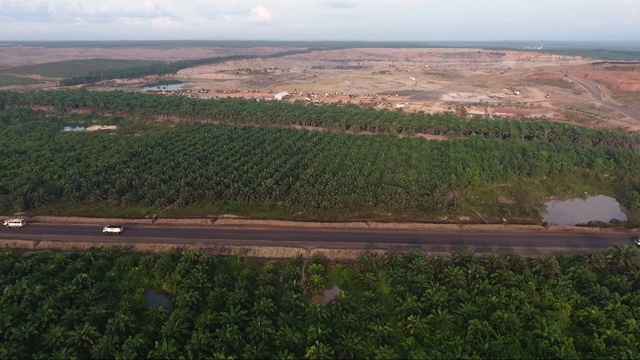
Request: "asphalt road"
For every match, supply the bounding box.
[567,75,640,121]
[0,223,633,254]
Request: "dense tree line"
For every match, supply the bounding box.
[1,248,639,358]
[2,89,639,150]
[1,120,639,222]
[57,48,320,86]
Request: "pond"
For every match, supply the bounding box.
[143,83,192,91]
[144,290,173,311]
[543,195,628,226]
[311,286,342,305]
[62,126,86,132]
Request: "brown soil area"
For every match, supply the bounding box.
[2,45,638,130]
[170,48,637,130]
[569,64,640,115]
[0,45,298,67]
[572,64,640,92]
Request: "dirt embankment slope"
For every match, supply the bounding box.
[6,214,632,234]
[0,238,389,261]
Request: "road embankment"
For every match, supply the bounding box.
[2,215,634,234]
[0,238,393,261]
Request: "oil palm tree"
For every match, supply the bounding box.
[304,341,334,360]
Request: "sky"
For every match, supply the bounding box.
[0,0,639,42]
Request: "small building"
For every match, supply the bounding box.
[274,91,290,101]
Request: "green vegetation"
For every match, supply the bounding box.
[2,59,161,79]
[2,90,640,149]
[612,90,640,114]
[527,78,577,91]
[602,65,639,72]
[58,49,319,86]
[1,248,639,358]
[0,117,639,224]
[423,70,459,79]
[543,49,640,61]
[0,89,640,223]
[0,74,44,87]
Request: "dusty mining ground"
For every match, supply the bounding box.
[0,45,638,130]
[172,48,640,130]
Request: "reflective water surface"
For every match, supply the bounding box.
[543,195,627,226]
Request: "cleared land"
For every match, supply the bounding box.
[167,48,640,130]
[1,44,638,130]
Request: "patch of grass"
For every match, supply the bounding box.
[0,74,44,87]
[563,103,615,123]
[2,59,161,78]
[601,65,639,71]
[528,79,577,90]
[423,70,459,79]
[611,90,640,114]
[458,176,620,224]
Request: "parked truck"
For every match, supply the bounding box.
[103,225,124,235]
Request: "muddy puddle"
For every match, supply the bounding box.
[543,195,627,226]
[311,286,342,305]
[144,289,173,311]
[143,83,192,91]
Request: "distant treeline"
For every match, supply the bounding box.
[58,48,321,86]
[542,49,640,62]
[2,89,640,150]
[590,61,640,65]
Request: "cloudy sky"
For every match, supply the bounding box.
[0,0,638,41]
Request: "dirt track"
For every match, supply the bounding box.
[568,75,640,122]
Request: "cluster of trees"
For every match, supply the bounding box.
[1,247,639,358]
[2,89,639,149]
[1,120,639,220]
[57,49,320,86]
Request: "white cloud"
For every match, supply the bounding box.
[250,6,273,22]
[0,0,637,40]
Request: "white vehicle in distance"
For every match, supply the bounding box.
[3,219,26,228]
[103,225,124,235]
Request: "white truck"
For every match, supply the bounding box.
[633,235,640,248]
[3,219,26,228]
[103,225,124,235]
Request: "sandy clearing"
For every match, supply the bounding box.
[86,125,117,131]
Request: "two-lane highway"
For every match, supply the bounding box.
[0,223,633,254]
